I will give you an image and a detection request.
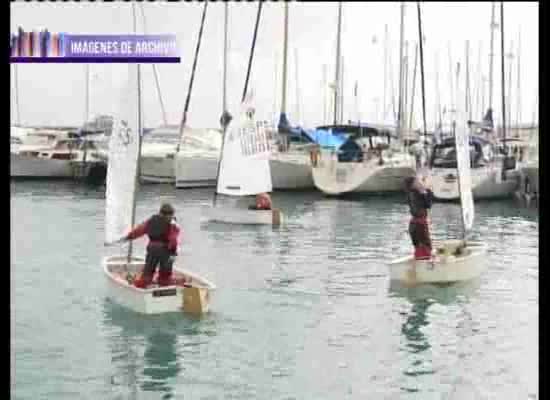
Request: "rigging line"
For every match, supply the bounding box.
[242,1,264,103]
[417,2,428,152]
[139,3,168,127]
[177,1,208,152]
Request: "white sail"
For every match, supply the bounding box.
[216,101,272,196]
[454,66,475,233]
[105,64,141,243]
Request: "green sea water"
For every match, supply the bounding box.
[11,181,538,399]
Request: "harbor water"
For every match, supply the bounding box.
[12,181,538,399]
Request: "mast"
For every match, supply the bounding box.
[333,1,342,125]
[222,2,229,117]
[176,1,208,152]
[294,47,301,124]
[84,63,90,123]
[128,3,143,262]
[281,2,288,117]
[409,43,418,132]
[397,2,405,137]
[434,50,442,128]
[500,1,507,180]
[14,64,20,126]
[322,64,327,124]
[465,40,471,121]
[223,2,228,115]
[340,55,344,123]
[507,40,514,131]
[516,29,521,127]
[489,1,496,113]
[213,2,229,207]
[417,2,428,148]
[139,4,168,126]
[475,41,483,119]
[273,51,278,119]
[402,41,409,133]
[383,24,388,122]
[448,42,455,126]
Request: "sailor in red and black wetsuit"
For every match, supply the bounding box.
[124,203,181,288]
[404,176,434,260]
[248,193,272,210]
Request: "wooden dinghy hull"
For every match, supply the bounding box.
[103,255,216,315]
[203,206,284,226]
[387,240,488,284]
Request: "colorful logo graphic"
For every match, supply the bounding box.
[10,27,180,63]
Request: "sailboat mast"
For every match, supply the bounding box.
[500,2,507,157]
[281,2,288,116]
[383,24,388,122]
[84,63,90,123]
[402,41,409,133]
[397,2,405,137]
[465,40,472,121]
[333,2,342,125]
[409,43,418,132]
[176,1,208,152]
[417,2,428,145]
[448,43,455,126]
[435,51,442,128]
[223,2,228,115]
[213,2,229,207]
[14,64,20,126]
[489,1,496,113]
[322,64,327,124]
[516,30,521,126]
[295,47,301,124]
[507,41,514,131]
[128,3,143,262]
[139,4,168,126]
[340,55,344,123]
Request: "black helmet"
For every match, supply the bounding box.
[159,203,175,216]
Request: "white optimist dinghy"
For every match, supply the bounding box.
[388,64,488,285]
[203,2,282,226]
[203,101,284,226]
[103,60,215,315]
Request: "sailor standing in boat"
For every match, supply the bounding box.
[117,203,181,288]
[404,176,434,260]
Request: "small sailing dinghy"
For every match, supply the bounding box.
[203,2,283,226]
[203,100,284,226]
[388,62,487,284]
[103,62,215,315]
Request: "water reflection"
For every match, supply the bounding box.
[389,279,481,392]
[102,300,216,400]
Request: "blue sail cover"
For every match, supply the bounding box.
[306,129,348,149]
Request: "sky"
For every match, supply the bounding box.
[11,1,538,129]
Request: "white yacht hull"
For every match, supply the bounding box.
[431,166,520,201]
[202,205,284,225]
[103,255,216,315]
[270,151,314,190]
[175,152,219,188]
[388,241,488,284]
[11,152,74,178]
[140,154,175,184]
[311,151,416,195]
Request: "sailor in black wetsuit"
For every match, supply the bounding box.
[404,176,435,260]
